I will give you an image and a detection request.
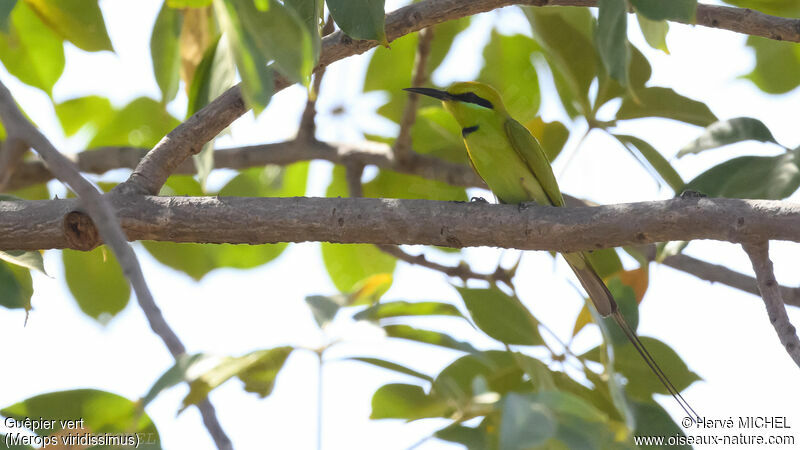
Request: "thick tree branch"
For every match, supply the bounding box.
[3,196,800,251]
[111,0,798,196]
[742,242,800,368]
[0,81,233,449]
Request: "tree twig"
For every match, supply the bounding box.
[394,27,434,162]
[376,244,512,285]
[742,241,800,368]
[0,80,233,450]
[0,136,28,191]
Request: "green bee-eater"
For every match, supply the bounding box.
[405,81,696,419]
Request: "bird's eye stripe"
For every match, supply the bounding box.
[462,125,479,137]
[452,92,493,109]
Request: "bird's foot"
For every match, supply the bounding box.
[470,196,488,203]
[679,189,707,199]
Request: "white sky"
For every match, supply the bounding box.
[1,0,800,449]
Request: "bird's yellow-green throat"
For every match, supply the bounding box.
[404,81,698,421]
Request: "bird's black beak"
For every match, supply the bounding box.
[403,87,452,101]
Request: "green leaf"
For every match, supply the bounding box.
[214,0,274,112]
[630,0,697,22]
[346,357,433,382]
[584,248,623,279]
[615,134,685,192]
[499,393,557,450]
[456,286,543,346]
[25,0,113,52]
[520,391,619,449]
[683,149,800,199]
[616,87,717,127]
[364,169,467,201]
[0,0,16,32]
[145,164,307,279]
[595,44,652,108]
[0,250,46,274]
[370,383,447,420]
[678,117,779,157]
[435,424,489,450]
[63,246,130,321]
[327,0,386,45]
[596,0,628,86]
[383,324,479,353]
[226,0,314,83]
[630,400,690,449]
[742,36,800,94]
[321,244,396,293]
[525,7,597,114]
[0,261,32,310]
[305,295,341,329]
[478,31,540,120]
[182,347,293,409]
[88,97,181,148]
[433,351,526,404]
[168,0,213,7]
[410,106,469,164]
[54,95,113,137]
[721,0,800,17]
[141,353,211,407]
[354,300,463,321]
[1,389,160,447]
[151,3,183,103]
[0,1,64,95]
[285,0,322,62]
[524,118,569,163]
[637,14,669,54]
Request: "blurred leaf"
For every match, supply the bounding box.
[525,7,597,113]
[178,6,215,88]
[616,268,649,303]
[435,424,489,450]
[348,272,393,305]
[596,0,628,86]
[678,117,779,157]
[169,0,213,7]
[524,118,569,162]
[616,87,717,126]
[141,353,211,407]
[285,0,322,62]
[327,0,386,45]
[456,286,543,346]
[305,295,341,328]
[214,0,274,112]
[743,36,800,94]
[0,250,46,274]
[630,400,690,449]
[433,351,525,404]
[347,357,433,382]
[595,44,652,108]
[585,337,700,401]
[1,389,160,447]
[478,31,540,120]
[637,14,669,54]
[0,261,32,310]
[614,134,685,192]
[25,0,113,52]
[355,300,463,321]
[0,0,15,31]
[499,393,557,449]
[88,97,181,148]
[370,383,447,420]
[8,182,48,201]
[364,169,467,201]
[630,0,697,21]
[322,244,396,293]
[54,95,113,137]
[182,346,293,408]
[585,248,623,280]
[411,106,469,164]
[151,3,183,103]
[0,1,64,95]
[524,391,619,449]
[145,164,307,279]
[721,0,800,17]
[683,149,800,199]
[383,324,479,353]
[63,247,130,321]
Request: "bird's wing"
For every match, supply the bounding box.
[504,118,565,207]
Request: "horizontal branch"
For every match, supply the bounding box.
[4,141,483,192]
[2,196,799,251]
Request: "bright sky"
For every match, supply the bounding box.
[1,0,800,449]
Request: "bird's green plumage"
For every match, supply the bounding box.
[405,81,697,419]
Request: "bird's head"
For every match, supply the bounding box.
[403,82,507,127]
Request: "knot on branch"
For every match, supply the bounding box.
[63,211,100,251]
